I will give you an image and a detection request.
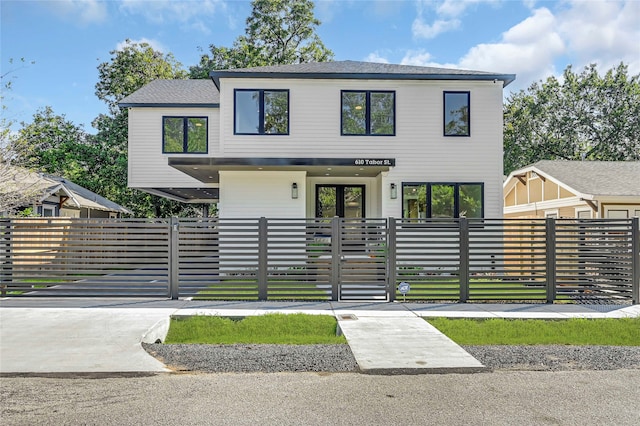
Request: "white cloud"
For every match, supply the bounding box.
[364,52,390,64]
[115,38,167,54]
[119,0,228,34]
[443,1,639,92]
[408,6,564,91]
[436,0,499,17]
[458,7,564,85]
[412,0,498,39]
[412,18,460,39]
[400,50,435,66]
[556,0,640,74]
[45,0,108,25]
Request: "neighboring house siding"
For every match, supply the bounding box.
[543,180,559,201]
[128,107,220,188]
[219,78,504,218]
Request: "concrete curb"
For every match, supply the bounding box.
[141,317,171,344]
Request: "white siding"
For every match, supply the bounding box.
[218,78,504,218]
[127,107,220,188]
[219,171,306,218]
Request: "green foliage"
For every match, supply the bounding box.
[164,313,346,345]
[189,0,333,76]
[428,317,640,346]
[12,106,89,177]
[504,63,640,174]
[91,41,201,217]
[431,184,454,218]
[263,90,289,134]
[96,39,187,114]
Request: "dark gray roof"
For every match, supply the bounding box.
[532,160,640,197]
[119,79,220,107]
[210,60,515,88]
[44,175,132,214]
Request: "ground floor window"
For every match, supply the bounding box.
[402,182,483,218]
[41,205,56,217]
[316,185,365,218]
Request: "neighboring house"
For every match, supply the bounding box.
[503,160,640,219]
[120,61,515,219]
[0,167,131,218]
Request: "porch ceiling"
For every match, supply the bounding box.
[145,187,219,202]
[168,157,396,182]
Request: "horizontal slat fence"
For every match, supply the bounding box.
[1,217,638,303]
[555,219,635,302]
[0,218,170,297]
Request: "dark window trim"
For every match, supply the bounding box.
[234,89,290,135]
[443,91,470,137]
[401,182,484,218]
[162,116,209,154]
[341,90,396,136]
[315,184,366,218]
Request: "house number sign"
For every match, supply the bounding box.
[353,159,394,166]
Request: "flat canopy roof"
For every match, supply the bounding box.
[169,157,395,183]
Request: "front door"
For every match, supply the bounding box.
[316,185,365,218]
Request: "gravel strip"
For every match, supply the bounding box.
[144,343,640,373]
[143,343,359,373]
[464,345,640,371]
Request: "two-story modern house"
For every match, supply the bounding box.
[120,61,514,219]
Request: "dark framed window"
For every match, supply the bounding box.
[316,185,365,218]
[163,116,208,153]
[402,182,483,218]
[341,90,395,136]
[443,91,470,136]
[234,89,289,135]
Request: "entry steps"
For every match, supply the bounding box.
[336,313,486,374]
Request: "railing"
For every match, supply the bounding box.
[1,217,638,303]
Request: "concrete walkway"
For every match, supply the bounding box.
[1,298,638,375]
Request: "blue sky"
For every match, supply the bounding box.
[2,0,639,134]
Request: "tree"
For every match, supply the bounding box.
[1,58,43,215]
[11,107,90,179]
[93,41,203,217]
[503,63,640,174]
[189,0,333,77]
[96,40,187,114]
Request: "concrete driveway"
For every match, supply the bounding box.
[0,305,177,373]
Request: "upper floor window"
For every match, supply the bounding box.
[234,89,289,135]
[341,90,395,136]
[163,117,208,154]
[443,91,470,136]
[402,182,483,218]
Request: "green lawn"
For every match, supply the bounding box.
[395,277,549,301]
[427,317,640,346]
[164,313,346,344]
[193,279,330,301]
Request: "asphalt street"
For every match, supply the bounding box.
[2,370,639,425]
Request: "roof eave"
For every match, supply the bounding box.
[119,103,220,108]
[209,71,516,88]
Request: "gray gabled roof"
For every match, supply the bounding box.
[44,175,132,214]
[210,60,516,89]
[1,166,132,214]
[119,79,220,107]
[529,160,640,197]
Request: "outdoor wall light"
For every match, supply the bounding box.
[390,183,397,199]
[291,182,298,199]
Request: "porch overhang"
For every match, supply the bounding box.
[168,157,396,183]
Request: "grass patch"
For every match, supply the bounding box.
[427,317,640,346]
[164,313,346,345]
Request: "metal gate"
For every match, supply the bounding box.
[337,219,389,301]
